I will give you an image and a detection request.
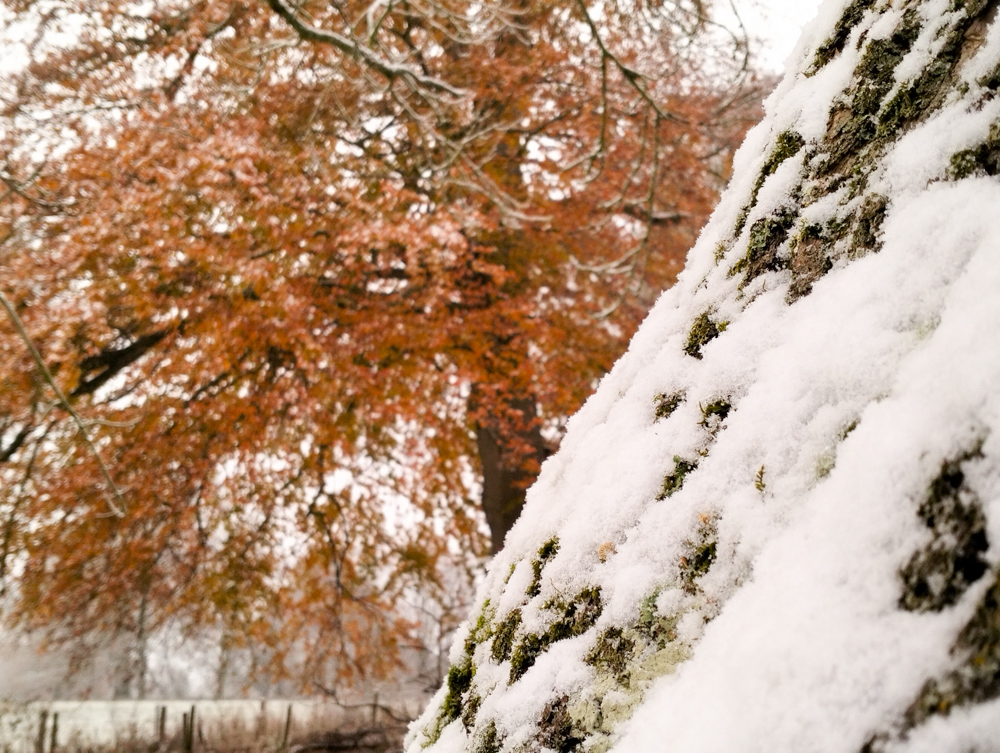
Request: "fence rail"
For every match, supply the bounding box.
[0,696,423,753]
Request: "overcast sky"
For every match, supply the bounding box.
[740,0,826,71]
[0,1,828,78]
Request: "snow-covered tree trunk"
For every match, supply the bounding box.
[406,1,1000,751]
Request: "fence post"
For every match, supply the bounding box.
[281,705,293,750]
[49,713,58,753]
[158,706,167,742]
[188,706,196,753]
[371,693,379,727]
[35,710,48,753]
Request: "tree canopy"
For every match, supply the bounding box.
[0,0,761,695]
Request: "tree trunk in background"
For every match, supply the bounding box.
[471,0,548,555]
[476,404,550,553]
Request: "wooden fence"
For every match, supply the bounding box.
[0,696,423,753]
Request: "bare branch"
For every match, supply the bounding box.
[71,329,169,397]
[263,0,467,98]
[0,290,126,517]
[0,423,31,464]
[572,0,689,126]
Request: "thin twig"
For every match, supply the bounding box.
[0,291,125,517]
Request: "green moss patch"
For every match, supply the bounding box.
[809,0,878,73]
[509,587,604,683]
[461,693,483,732]
[734,131,806,237]
[441,657,475,723]
[680,518,718,594]
[427,600,495,740]
[465,600,495,654]
[653,391,685,422]
[730,208,798,288]
[900,449,989,612]
[504,561,516,583]
[586,627,637,684]
[855,10,923,116]
[573,587,703,748]
[526,537,560,598]
[472,720,503,753]
[490,609,522,663]
[879,28,970,139]
[636,591,680,648]
[699,399,731,432]
[509,633,545,684]
[658,456,698,500]
[545,587,604,642]
[762,132,807,182]
[587,590,680,686]
[949,122,1000,179]
[684,312,726,359]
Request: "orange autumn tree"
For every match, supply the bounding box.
[0,0,761,695]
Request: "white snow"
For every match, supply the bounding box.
[407,1,1000,751]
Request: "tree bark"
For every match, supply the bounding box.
[476,398,550,554]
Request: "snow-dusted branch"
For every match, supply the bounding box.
[263,0,467,98]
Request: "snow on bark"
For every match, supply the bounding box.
[406,1,1000,751]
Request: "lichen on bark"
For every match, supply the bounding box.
[787,1,1000,302]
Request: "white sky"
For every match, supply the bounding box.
[739,0,826,71]
[0,1,827,78]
